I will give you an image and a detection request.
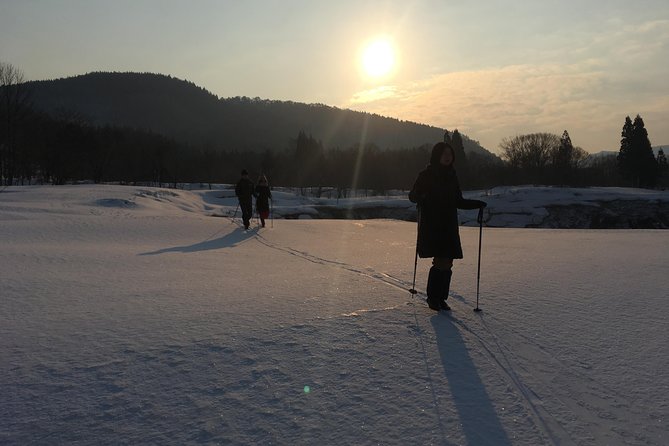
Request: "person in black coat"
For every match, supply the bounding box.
[254,175,272,228]
[235,169,255,230]
[409,142,486,311]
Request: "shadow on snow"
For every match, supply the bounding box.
[431,314,512,446]
[138,227,258,256]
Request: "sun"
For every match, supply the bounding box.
[361,38,396,78]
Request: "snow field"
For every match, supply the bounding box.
[1,185,667,445]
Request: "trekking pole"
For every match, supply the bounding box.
[231,203,239,223]
[409,207,420,296]
[474,206,484,312]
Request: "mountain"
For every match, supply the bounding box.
[589,150,617,158]
[25,72,496,159]
[590,146,667,159]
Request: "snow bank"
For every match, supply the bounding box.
[193,184,669,229]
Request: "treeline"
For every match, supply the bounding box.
[2,62,667,190]
[0,108,455,190]
[5,108,666,192]
[499,117,667,188]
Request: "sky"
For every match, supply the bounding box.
[1,0,668,153]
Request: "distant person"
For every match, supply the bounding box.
[235,169,255,230]
[254,175,272,228]
[409,141,486,311]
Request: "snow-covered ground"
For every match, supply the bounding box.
[2,185,668,445]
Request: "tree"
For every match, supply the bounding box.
[631,115,658,187]
[554,130,574,170]
[657,148,668,186]
[443,129,452,144]
[0,62,32,186]
[450,129,468,169]
[550,130,591,184]
[500,133,560,183]
[617,116,635,183]
[551,130,575,184]
[293,130,324,188]
[617,115,658,187]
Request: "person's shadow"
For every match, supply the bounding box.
[139,227,258,256]
[431,314,512,445]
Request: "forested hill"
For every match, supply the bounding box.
[25,72,493,157]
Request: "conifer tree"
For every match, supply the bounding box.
[617,115,658,187]
[294,130,323,187]
[555,130,574,169]
[632,115,658,187]
[550,130,575,184]
[617,116,634,171]
[443,129,452,144]
[450,129,468,166]
[657,148,668,185]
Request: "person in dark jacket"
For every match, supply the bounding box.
[235,169,255,230]
[254,175,272,228]
[409,141,486,311]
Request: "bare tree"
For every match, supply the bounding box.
[500,133,560,170]
[0,62,31,186]
[571,146,590,168]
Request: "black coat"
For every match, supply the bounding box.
[409,164,482,259]
[235,178,255,205]
[255,185,272,212]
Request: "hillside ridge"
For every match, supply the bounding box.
[26,71,496,159]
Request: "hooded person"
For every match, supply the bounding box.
[409,141,486,311]
[235,169,255,230]
[254,175,272,228]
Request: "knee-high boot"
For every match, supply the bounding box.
[426,266,444,311]
[427,267,453,311]
[441,269,452,310]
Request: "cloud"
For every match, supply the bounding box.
[349,85,399,104]
[632,19,669,35]
[348,64,600,143]
[609,20,669,64]
[346,59,668,151]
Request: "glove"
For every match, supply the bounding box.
[408,191,426,205]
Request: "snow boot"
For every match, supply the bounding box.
[427,267,452,311]
[440,269,452,311]
[426,266,444,311]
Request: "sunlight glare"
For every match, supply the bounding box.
[361,38,395,78]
